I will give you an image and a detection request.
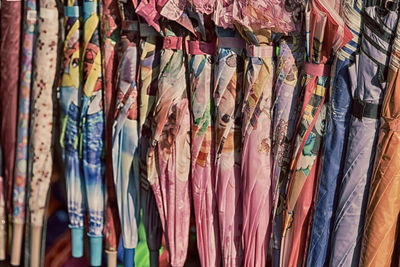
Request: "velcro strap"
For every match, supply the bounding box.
[304,62,331,77]
[83,1,97,16]
[64,6,80,17]
[163,36,183,50]
[139,23,158,37]
[122,20,139,32]
[246,44,274,58]
[186,40,215,55]
[352,99,381,120]
[218,37,245,49]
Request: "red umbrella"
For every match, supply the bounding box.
[0,0,22,258]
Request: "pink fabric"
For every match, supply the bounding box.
[185,41,216,55]
[304,62,331,77]
[162,36,184,50]
[246,45,274,58]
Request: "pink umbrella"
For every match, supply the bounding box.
[186,9,221,267]
[232,1,296,266]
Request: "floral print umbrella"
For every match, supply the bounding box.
[11,0,37,264]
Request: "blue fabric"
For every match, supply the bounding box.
[306,56,353,267]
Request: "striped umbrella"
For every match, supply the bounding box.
[306,0,363,266]
[329,6,398,267]
[280,1,352,266]
[270,37,304,267]
[112,1,140,266]
[100,0,121,265]
[81,0,106,265]
[28,1,59,266]
[359,18,400,267]
[147,22,191,267]
[186,10,221,267]
[233,1,296,266]
[0,0,22,258]
[60,0,85,259]
[137,22,163,267]
[11,0,37,264]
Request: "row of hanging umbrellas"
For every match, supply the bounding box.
[2,0,400,266]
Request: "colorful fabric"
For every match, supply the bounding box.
[306,0,363,266]
[13,0,37,226]
[270,37,303,267]
[213,28,245,267]
[101,0,121,255]
[147,23,191,267]
[280,1,352,266]
[359,18,400,267]
[112,0,140,257]
[330,6,399,267]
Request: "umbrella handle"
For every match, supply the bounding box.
[30,225,42,267]
[106,250,118,267]
[11,222,24,266]
[0,219,6,261]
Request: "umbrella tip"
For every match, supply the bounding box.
[70,227,84,258]
[89,236,103,266]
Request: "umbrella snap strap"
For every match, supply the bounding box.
[218,37,245,49]
[185,40,216,55]
[122,20,139,32]
[163,36,184,50]
[246,44,274,58]
[304,62,331,76]
[352,98,382,120]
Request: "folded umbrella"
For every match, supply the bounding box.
[137,22,164,267]
[280,1,352,266]
[112,2,140,265]
[358,11,400,267]
[213,1,245,262]
[81,0,106,265]
[28,1,59,266]
[270,37,304,267]
[100,0,121,265]
[11,0,37,264]
[146,21,191,267]
[0,0,22,258]
[60,0,86,259]
[306,1,363,266]
[233,1,296,266]
[329,6,398,267]
[186,9,221,267]
[0,143,4,260]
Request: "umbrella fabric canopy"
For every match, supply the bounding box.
[186,9,221,267]
[306,0,363,266]
[60,0,86,260]
[137,22,163,267]
[270,37,304,267]
[28,1,59,266]
[212,1,244,264]
[146,21,191,267]
[11,0,37,264]
[100,0,121,265]
[359,19,400,267]
[112,2,140,265]
[329,6,398,267]
[233,1,296,266]
[280,1,352,266]
[81,0,106,264]
[213,26,245,267]
[0,0,22,258]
